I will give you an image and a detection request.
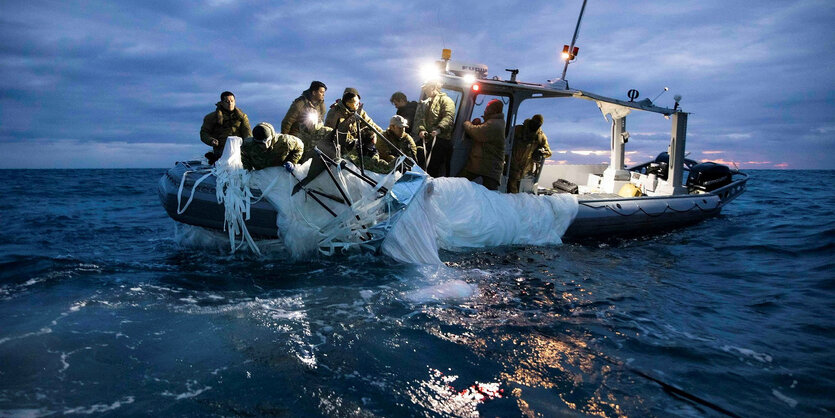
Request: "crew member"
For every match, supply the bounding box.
[281,81,327,137]
[347,130,395,174]
[200,91,251,165]
[508,114,552,193]
[415,81,455,177]
[324,87,384,151]
[240,122,303,171]
[390,91,418,133]
[459,99,505,191]
[378,115,418,163]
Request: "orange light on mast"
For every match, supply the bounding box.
[561,45,579,61]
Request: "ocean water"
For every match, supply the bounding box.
[0,168,832,417]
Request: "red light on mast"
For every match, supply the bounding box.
[472,84,480,92]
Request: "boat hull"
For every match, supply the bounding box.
[158,161,747,242]
[157,161,279,237]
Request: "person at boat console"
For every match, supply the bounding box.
[281,81,327,137]
[200,91,252,165]
[378,115,418,163]
[459,99,506,191]
[389,91,418,135]
[414,81,455,177]
[240,122,303,171]
[508,114,552,193]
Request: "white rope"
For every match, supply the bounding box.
[176,168,213,215]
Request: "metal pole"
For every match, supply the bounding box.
[560,0,588,81]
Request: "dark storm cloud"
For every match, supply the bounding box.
[0,0,832,168]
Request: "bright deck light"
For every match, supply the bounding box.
[420,63,441,82]
[462,74,476,84]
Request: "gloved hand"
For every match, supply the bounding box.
[284,161,295,172]
[210,138,219,147]
[471,118,482,125]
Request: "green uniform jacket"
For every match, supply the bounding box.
[462,113,506,182]
[347,151,395,174]
[240,133,304,171]
[200,104,252,153]
[378,129,417,163]
[324,101,383,149]
[280,92,326,137]
[509,125,552,178]
[298,126,335,162]
[415,92,455,140]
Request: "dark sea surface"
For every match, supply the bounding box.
[0,168,833,417]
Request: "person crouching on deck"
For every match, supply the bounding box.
[240,122,303,172]
[459,99,506,191]
[347,130,395,174]
[378,115,418,163]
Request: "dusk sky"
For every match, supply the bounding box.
[1,0,833,169]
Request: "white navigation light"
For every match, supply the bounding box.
[420,63,441,82]
[462,73,476,85]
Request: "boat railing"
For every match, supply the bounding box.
[711,172,748,206]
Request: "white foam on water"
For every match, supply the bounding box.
[772,389,798,408]
[721,345,773,363]
[63,396,135,414]
[161,380,213,400]
[403,279,477,304]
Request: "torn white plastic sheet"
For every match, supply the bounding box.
[382,178,579,264]
[248,158,403,259]
[212,136,263,255]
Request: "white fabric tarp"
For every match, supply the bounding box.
[382,177,578,265]
[211,139,578,264]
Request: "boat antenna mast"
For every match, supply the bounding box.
[558,0,588,85]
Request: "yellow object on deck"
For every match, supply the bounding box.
[618,183,642,197]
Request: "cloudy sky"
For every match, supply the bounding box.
[1,0,833,169]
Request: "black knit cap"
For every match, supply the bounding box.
[529,114,544,131]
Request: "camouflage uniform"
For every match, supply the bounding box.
[460,102,506,190]
[240,122,303,171]
[508,121,552,193]
[200,104,252,157]
[378,129,418,163]
[347,152,395,175]
[280,91,326,137]
[297,125,335,162]
[325,100,383,151]
[415,91,455,177]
